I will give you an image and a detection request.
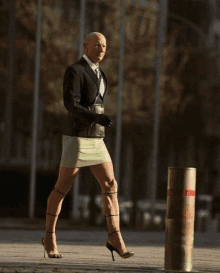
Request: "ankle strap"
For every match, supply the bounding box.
[108,230,120,237]
[54,188,66,196]
[46,212,58,217]
[102,192,117,195]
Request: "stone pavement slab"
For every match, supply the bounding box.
[0,230,219,272]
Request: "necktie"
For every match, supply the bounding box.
[95,68,104,96]
[95,67,100,80]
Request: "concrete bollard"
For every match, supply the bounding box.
[164,167,196,272]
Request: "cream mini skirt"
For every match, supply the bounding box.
[60,135,112,168]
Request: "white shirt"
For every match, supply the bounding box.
[83,54,105,96]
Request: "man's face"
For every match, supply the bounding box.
[84,35,106,65]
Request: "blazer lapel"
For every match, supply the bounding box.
[79,58,99,88]
[79,57,107,99]
[86,66,100,88]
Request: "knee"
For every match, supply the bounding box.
[47,187,66,204]
[103,178,118,193]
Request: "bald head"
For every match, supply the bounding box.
[83,32,106,65]
[84,32,106,46]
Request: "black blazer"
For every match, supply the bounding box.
[63,57,108,136]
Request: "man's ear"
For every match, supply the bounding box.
[83,43,87,53]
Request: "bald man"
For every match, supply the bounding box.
[42,32,134,261]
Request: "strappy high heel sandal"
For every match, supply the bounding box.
[103,191,134,261]
[42,230,63,258]
[106,230,134,261]
[42,188,65,258]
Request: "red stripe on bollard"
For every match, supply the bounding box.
[164,167,196,272]
[167,189,196,196]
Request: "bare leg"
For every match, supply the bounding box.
[44,167,79,256]
[90,162,127,254]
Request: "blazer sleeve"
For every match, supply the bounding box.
[63,66,98,127]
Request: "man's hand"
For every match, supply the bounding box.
[96,114,114,127]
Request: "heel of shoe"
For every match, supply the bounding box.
[42,238,46,258]
[110,250,115,261]
[106,242,116,261]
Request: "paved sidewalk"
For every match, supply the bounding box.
[0,226,220,273]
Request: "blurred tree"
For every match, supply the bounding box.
[1,0,220,195]
[0,0,196,130]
